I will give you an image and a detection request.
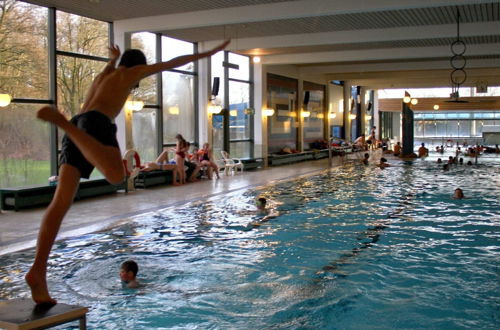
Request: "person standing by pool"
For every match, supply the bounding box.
[27,40,230,305]
[174,134,188,184]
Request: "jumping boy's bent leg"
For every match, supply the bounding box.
[37,106,125,184]
[26,164,80,305]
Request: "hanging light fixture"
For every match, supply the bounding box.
[0,93,12,107]
[446,8,468,103]
[262,108,275,116]
[403,91,411,104]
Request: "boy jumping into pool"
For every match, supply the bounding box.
[26,40,230,305]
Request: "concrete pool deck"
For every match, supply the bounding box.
[0,154,365,256]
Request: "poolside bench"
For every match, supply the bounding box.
[268,151,315,166]
[240,157,264,170]
[135,170,173,188]
[0,179,118,211]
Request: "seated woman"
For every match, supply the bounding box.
[353,134,367,150]
[141,149,181,185]
[197,143,220,179]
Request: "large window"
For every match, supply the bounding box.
[0,104,50,187]
[0,2,112,188]
[56,10,110,179]
[162,37,196,145]
[228,54,252,158]
[303,82,325,149]
[267,74,298,154]
[211,52,253,158]
[414,111,500,144]
[0,2,50,187]
[131,32,158,162]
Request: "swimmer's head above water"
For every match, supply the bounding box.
[120,260,139,288]
[256,197,267,210]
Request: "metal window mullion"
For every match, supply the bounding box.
[156,33,163,155]
[228,77,250,84]
[56,50,108,62]
[249,58,255,158]
[48,7,58,176]
[223,51,230,152]
[194,42,199,145]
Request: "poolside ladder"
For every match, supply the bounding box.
[0,298,88,330]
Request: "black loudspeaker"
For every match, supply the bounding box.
[367,102,372,111]
[211,77,220,96]
[303,91,310,105]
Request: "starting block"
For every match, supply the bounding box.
[0,299,88,330]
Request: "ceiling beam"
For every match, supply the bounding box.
[114,0,499,33]
[261,44,500,65]
[300,58,500,74]
[230,22,500,53]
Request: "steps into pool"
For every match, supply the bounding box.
[0,298,88,330]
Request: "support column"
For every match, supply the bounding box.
[401,102,417,157]
[253,63,266,166]
[297,80,304,152]
[197,43,211,146]
[343,81,351,140]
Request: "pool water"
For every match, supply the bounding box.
[1,156,499,329]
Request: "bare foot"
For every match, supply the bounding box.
[36,106,67,126]
[25,270,57,306]
[172,182,181,186]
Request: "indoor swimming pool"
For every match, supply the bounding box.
[0,156,499,329]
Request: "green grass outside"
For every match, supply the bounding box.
[0,159,51,188]
[0,158,106,189]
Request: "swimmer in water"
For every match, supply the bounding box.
[120,260,140,289]
[453,188,465,199]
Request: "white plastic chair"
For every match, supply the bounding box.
[220,151,244,175]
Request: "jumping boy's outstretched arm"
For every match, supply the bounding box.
[139,40,230,79]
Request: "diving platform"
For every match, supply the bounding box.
[0,299,88,330]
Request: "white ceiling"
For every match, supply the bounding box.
[23,0,500,89]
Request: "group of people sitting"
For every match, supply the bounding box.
[141,134,220,185]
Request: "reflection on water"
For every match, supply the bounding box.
[1,156,499,329]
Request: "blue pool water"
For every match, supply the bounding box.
[1,155,499,329]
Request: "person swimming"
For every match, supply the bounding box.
[453,188,465,199]
[120,260,140,288]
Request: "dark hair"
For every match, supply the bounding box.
[118,49,147,68]
[257,197,267,206]
[364,153,369,158]
[121,260,138,276]
[380,157,387,162]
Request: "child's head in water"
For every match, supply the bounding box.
[453,188,465,199]
[120,260,139,288]
[256,197,267,211]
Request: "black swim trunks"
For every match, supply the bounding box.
[59,111,119,178]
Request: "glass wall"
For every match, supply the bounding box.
[0,104,50,187]
[210,51,253,158]
[267,74,298,154]
[162,36,196,145]
[303,82,325,149]
[131,32,158,162]
[414,111,500,145]
[228,53,252,158]
[0,2,112,187]
[56,11,110,179]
